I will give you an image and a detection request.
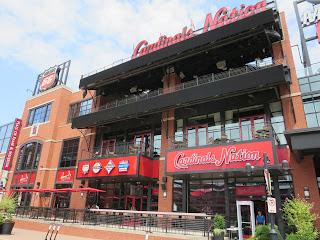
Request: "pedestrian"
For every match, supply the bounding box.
[256,210,266,225]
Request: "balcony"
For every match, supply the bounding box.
[72,58,290,129]
[168,122,280,150]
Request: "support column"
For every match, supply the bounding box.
[158,72,181,212]
[224,173,230,228]
[272,173,284,239]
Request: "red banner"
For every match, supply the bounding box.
[166,140,275,174]
[17,172,30,185]
[236,186,266,196]
[139,157,159,178]
[77,156,138,178]
[56,169,75,183]
[30,172,36,184]
[3,119,22,170]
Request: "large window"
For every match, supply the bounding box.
[0,121,14,153]
[59,138,79,168]
[67,98,93,123]
[299,74,320,94]
[17,141,43,170]
[27,103,52,126]
[269,101,287,144]
[302,94,320,128]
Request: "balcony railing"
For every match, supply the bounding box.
[168,123,280,150]
[75,57,289,119]
[80,142,160,160]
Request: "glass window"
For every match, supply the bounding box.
[27,103,52,126]
[300,84,311,93]
[302,94,320,128]
[298,78,308,84]
[0,122,14,153]
[269,101,287,145]
[59,138,79,168]
[19,142,43,170]
[67,98,93,123]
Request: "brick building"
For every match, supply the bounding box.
[3,1,320,239]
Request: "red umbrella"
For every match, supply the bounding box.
[76,187,106,193]
[12,189,30,192]
[55,188,79,192]
[34,189,59,192]
[0,189,9,192]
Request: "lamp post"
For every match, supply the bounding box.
[263,153,278,240]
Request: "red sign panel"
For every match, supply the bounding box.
[17,172,30,185]
[132,1,267,59]
[77,156,138,178]
[236,186,266,196]
[317,22,320,44]
[39,66,59,91]
[30,172,36,184]
[139,156,159,178]
[166,140,275,174]
[3,119,22,170]
[56,169,75,183]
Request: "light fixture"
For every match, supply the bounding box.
[245,163,252,177]
[281,160,290,176]
[138,88,143,92]
[81,192,84,198]
[129,86,137,93]
[304,187,310,200]
[193,75,198,79]
[179,71,185,79]
[216,60,226,70]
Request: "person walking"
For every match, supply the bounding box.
[256,210,266,225]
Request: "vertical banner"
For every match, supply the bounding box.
[3,119,22,170]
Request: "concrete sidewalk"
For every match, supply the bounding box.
[0,228,99,240]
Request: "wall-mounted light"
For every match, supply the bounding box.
[304,187,310,200]
[161,183,167,200]
[245,163,253,177]
[81,192,84,199]
[281,160,290,176]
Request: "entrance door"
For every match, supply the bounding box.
[134,134,151,156]
[236,200,255,240]
[101,139,116,156]
[124,196,142,210]
[240,115,265,141]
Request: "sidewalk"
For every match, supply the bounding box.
[0,228,99,240]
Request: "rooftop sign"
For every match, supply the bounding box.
[132,1,267,59]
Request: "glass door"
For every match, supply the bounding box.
[101,139,116,156]
[236,200,255,240]
[187,124,208,147]
[240,115,266,141]
[134,133,151,156]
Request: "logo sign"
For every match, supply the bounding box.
[303,6,320,26]
[118,160,130,172]
[236,186,266,196]
[132,1,267,59]
[3,119,22,171]
[82,163,90,175]
[267,197,277,213]
[166,140,275,174]
[30,124,39,137]
[92,162,102,174]
[105,160,115,174]
[18,173,30,184]
[56,169,75,183]
[39,65,60,91]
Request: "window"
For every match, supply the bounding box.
[0,122,14,153]
[27,103,52,126]
[18,141,43,170]
[299,74,320,94]
[302,94,320,128]
[67,98,93,123]
[59,138,79,168]
[269,102,287,145]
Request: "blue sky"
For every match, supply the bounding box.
[0,0,319,126]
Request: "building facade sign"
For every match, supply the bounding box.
[56,169,75,183]
[236,186,266,196]
[17,173,30,185]
[166,140,276,174]
[132,0,267,59]
[3,119,22,170]
[39,65,60,92]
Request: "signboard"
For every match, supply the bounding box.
[17,172,30,185]
[267,197,277,213]
[30,124,39,137]
[132,1,267,59]
[166,140,275,174]
[302,6,320,44]
[236,186,266,196]
[3,119,22,170]
[77,156,138,178]
[56,169,75,183]
[264,169,272,195]
[39,66,60,91]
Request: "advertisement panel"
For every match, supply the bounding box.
[236,186,266,196]
[166,140,275,174]
[17,172,30,185]
[39,66,60,91]
[56,169,75,183]
[3,119,22,170]
[77,155,138,178]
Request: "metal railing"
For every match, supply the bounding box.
[80,142,161,160]
[169,122,280,149]
[75,57,288,118]
[14,206,214,237]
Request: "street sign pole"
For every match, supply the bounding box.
[263,153,278,240]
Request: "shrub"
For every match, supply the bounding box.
[213,228,226,236]
[253,224,283,240]
[282,196,319,240]
[286,233,300,240]
[0,196,17,211]
[213,214,225,229]
[6,209,15,214]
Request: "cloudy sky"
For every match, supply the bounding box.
[0,0,319,126]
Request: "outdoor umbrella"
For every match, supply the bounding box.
[0,189,9,192]
[76,187,106,193]
[55,188,79,192]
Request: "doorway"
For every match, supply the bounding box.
[186,124,208,147]
[236,200,256,240]
[239,115,265,141]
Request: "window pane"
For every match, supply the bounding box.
[304,102,315,114]
[309,75,320,83]
[28,103,51,126]
[269,102,282,112]
[300,84,311,93]
[60,138,79,168]
[315,101,320,112]
[299,77,308,84]
[311,82,320,92]
[306,114,319,128]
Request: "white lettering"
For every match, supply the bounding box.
[303,7,320,26]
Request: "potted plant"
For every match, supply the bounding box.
[0,196,17,235]
[213,214,226,240]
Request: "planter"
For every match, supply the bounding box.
[2,222,14,235]
[213,234,224,240]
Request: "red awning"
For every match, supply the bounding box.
[76,187,106,193]
[0,190,9,192]
[55,188,79,193]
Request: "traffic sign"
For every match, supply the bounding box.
[267,197,277,213]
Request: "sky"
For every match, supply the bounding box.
[0,0,319,126]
